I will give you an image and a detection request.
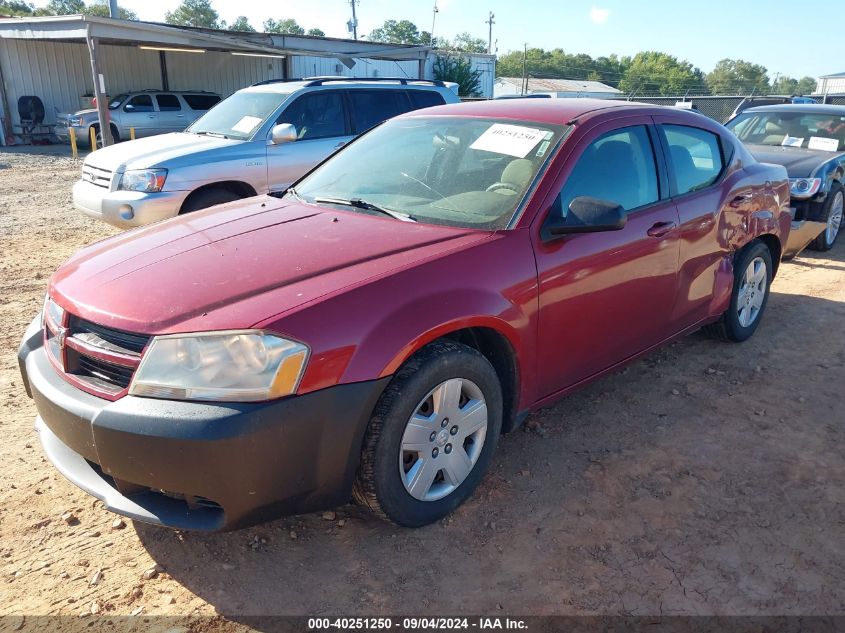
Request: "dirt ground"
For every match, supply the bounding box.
[1,149,843,628]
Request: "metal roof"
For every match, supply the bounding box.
[496,76,621,94]
[0,14,430,61]
[818,72,845,79]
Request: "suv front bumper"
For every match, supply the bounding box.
[18,315,389,531]
[73,180,190,228]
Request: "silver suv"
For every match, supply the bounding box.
[57,90,221,146]
[72,78,460,228]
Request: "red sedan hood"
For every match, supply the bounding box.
[50,196,487,334]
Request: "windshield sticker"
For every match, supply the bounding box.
[808,136,839,152]
[781,136,804,148]
[470,123,548,158]
[231,115,263,135]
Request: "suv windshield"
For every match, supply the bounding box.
[727,110,845,151]
[293,116,567,230]
[187,90,287,140]
[108,94,129,110]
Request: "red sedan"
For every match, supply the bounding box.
[19,99,790,530]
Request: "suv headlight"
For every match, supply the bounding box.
[118,169,168,193]
[129,331,309,402]
[789,178,821,199]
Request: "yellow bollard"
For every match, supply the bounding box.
[69,127,78,160]
[89,126,97,150]
[130,127,135,141]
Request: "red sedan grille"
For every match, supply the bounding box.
[44,312,150,400]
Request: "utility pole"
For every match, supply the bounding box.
[108,0,118,18]
[348,0,359,40]
[485,11,495,54]
[521,42,527,95]
[431,1,438,47]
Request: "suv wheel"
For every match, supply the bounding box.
[809,183,843,251]
[353,340,503,527]
[92,124,120,148]
[180,188,242,214]
[704,240,773,342]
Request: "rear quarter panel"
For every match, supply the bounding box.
[702,149,790,319]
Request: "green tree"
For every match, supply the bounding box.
[39,0,84,14]
[228,15,255,31]
[618,51,705,96]
[495,48,630,87]
[772,76,799,95]
[706,58,770,95]
[0,0,35,16]
[306,27,325,36]
[83,0,137,19]
[367,19,424,44]
[432,54,481,97]
[164,0,221,28]
[440,32,487,53]
[797,76,818,95]
[263,18,305,34]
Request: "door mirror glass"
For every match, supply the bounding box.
[270,123,298,145]
[124,104,135,112]
[544,196,626,238]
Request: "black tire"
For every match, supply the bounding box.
[808,182,843,251]
[180,188,242,214]
[92,124,119,148]
[353,340,503,527]
[703,240,773,342]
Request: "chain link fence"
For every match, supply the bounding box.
[630,94,845,123]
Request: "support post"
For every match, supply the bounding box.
[69,127,78,158]
[86,31,113,147]
[159,51,169,90]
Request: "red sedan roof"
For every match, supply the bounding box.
[407,98,657,125]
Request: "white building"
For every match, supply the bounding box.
[816,72,845,96]
[494,76,622,99]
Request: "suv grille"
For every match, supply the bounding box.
[44,310,151,398]
[80,164,113,189]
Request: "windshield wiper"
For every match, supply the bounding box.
[191,130,230,139]
[313,197,416,222]
[285,187,304,201]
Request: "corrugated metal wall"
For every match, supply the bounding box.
[165,50,283,95]
[0,39,278,128]
[0,39,160,123]
[0,37,492,137]
[290,55,419,80]
[424,53,495,98]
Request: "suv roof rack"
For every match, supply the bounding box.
[138,89,217,94]
[251,76,447,88]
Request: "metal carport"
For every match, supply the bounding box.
[0,15,431,146]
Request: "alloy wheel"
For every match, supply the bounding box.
[827,191,843,245]
[737,256,767,328]
[399,377,488,501]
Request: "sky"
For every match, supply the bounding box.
[33,0,839,79]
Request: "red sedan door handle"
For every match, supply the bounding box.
[647,221,676,238]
